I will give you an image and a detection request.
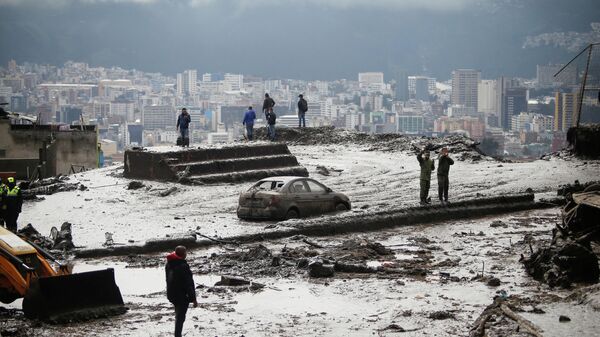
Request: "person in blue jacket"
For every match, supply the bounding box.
[242,106,256,140]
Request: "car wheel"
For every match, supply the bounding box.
[335,203,349,211]
[285,209,299,220]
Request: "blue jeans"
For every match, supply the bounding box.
[179,128,189,139]
[245,124,254,140]
[298,113,306,127]
[267,124,276,140]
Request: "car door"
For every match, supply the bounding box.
[288,179,313,216]
[304,179,334,214]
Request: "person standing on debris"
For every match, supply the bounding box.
[3,177,22,232]
[176,108,191,147]
[242,106,256,141]
[417,150,435,205]
[266,109,277,141]
[297,94,308,128]
[437,147,454,204]
[166,245,197,337]
[262,93,275,138]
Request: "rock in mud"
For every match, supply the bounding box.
[559,315,571,322]
[308,259,335,278]
[428,310,455,320]
[215,276,251,286]
[487,277,501,287]
[127,181,145,190]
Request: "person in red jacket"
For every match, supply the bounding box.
[165,246,197,337]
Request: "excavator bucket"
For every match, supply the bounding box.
[23,268,126,323]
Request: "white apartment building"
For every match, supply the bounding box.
[223,73,243,92]
[176,69,197,96]
[478,79,497,116]
[358,72,385,91]
[142,105,175,130]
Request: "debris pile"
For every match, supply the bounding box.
[21,176,85,198]
[17,222,75,251]
[567,124,600,158]
[522,184,600,288]
[469,298,545,337]
[254,126,486,160]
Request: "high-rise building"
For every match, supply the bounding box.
[392,69,409,101]
[503,88,528,130]
[176,70,197,96]
[202,73,212,82]
[478,79,497,117]
[554,91,578,132]
[414,77,430,101]
[451,69,480,112]
[142,105,175,130]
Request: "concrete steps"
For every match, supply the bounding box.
[124,143,308,183]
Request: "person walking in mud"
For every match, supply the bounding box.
[297,94,308,128]
[262,93,275,138]
[165,246,197,337]
[437,147,454,204]
[417,149,435,205]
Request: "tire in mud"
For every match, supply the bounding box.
[335,203,349,211]
[285,209,299,220]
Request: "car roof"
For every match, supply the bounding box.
[258,176,310,184]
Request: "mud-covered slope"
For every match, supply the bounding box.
[255,126,485,160]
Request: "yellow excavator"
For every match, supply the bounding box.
[0,226,125,322]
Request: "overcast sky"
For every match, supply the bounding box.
[1,0,598,80]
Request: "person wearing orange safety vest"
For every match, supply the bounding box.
[3,177,22,233]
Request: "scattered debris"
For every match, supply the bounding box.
[17,222,75,251]
[159,186,178,197]
[522,187,600,288]
[308,259,335,278]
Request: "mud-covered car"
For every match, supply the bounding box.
[237,176,351,220]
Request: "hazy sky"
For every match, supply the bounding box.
[1,0,599,80]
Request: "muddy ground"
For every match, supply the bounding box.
[3,208,600,336]
[4,130,600,336]
[17,143,600,250]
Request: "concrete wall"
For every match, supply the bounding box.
[0,119,97,178]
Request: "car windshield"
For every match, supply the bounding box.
[250,180,285,192]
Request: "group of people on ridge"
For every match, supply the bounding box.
[417,147,454,205]
[242,93,308,142]
[0,177,23,233]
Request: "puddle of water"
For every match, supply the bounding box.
[73,261,219,297]
[522,302,600,337]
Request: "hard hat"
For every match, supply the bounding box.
[7,177,15,183]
